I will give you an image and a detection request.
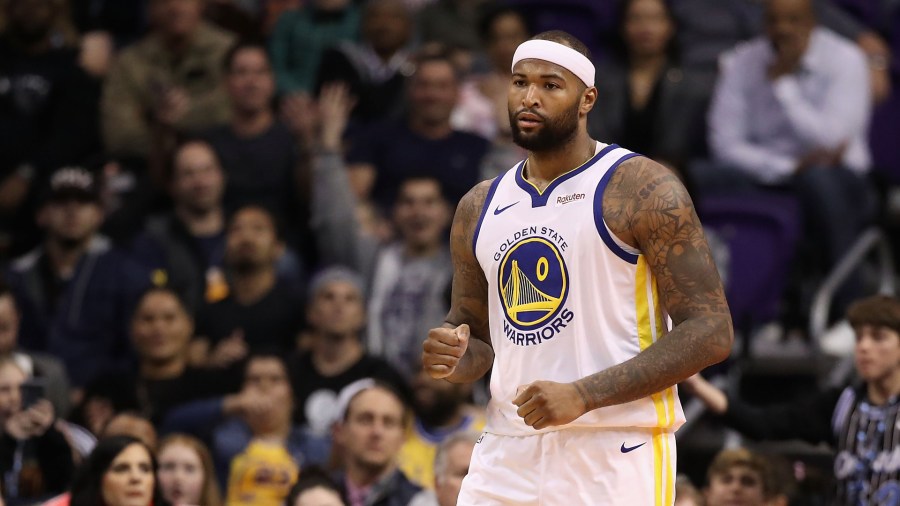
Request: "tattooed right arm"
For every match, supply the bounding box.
[440,181,495,383]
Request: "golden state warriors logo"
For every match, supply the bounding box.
[498,237,569,331]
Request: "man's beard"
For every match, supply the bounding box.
[182,200,217,217]
[53,234,89,251]
[509,100,580,152]
[229,257,262,275]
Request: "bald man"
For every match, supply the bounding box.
[708,0,875,284]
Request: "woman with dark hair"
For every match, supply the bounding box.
[452,6,531,141]
[284,466,345,506]
[587,0,712,175]
[69,435,171,506]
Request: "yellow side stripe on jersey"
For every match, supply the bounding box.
[635,257,654,352]
[649,277,679,431]
[636,258,669,426]
[648,261,677,504]
[636,258,674,505]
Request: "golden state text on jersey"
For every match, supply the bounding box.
[494,229,573,346]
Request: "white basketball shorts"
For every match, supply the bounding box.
[457,427,676,505]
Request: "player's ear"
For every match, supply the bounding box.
[580,86,598,115]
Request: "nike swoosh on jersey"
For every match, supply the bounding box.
[620,442,646,453]
[493,201,519,215]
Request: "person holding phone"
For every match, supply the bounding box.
[0,357,74,503]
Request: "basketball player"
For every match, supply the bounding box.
[422,31,733,504]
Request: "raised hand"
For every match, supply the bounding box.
[317,82,357,151]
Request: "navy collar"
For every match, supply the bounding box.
[515,143,618,207]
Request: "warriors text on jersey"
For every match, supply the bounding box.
[472,142,686,437]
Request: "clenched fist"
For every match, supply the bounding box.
[423,324,470,379]
[513,381,588,430]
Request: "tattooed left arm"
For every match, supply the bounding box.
[571,157,734,413]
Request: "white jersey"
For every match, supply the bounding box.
[472,141,686,436]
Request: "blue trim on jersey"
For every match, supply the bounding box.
[515,143,619,207]
[593,152,641,264]
[472,175,503,257]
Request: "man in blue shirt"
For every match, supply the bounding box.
[345,49,490,211]
[7,167,150,390]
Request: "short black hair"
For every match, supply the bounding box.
[227,203,285,242]
[284,465,342,505]
[612,0,679,64]
[222,39,269,73]
[412,46,463,82]
[134,285,192,319]
[531,30,592,61]
[394,175,449,204]
[243,350,290,380]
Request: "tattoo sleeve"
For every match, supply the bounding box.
[443,181,495,383]
[573,157,734,411]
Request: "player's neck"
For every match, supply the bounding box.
[525,134,596,188]
[867,368,900,405]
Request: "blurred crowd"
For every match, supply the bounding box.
[0,0,898,504]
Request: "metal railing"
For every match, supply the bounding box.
[809,227,896,349]
[679,226,896,437]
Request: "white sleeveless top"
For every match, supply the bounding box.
[473,142,685,436]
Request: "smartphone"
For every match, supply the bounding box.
[20,379,46,410]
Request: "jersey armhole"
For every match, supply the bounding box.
[592,153,641,264]
[471,175,504,257]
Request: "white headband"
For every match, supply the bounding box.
[511,39,595,87]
